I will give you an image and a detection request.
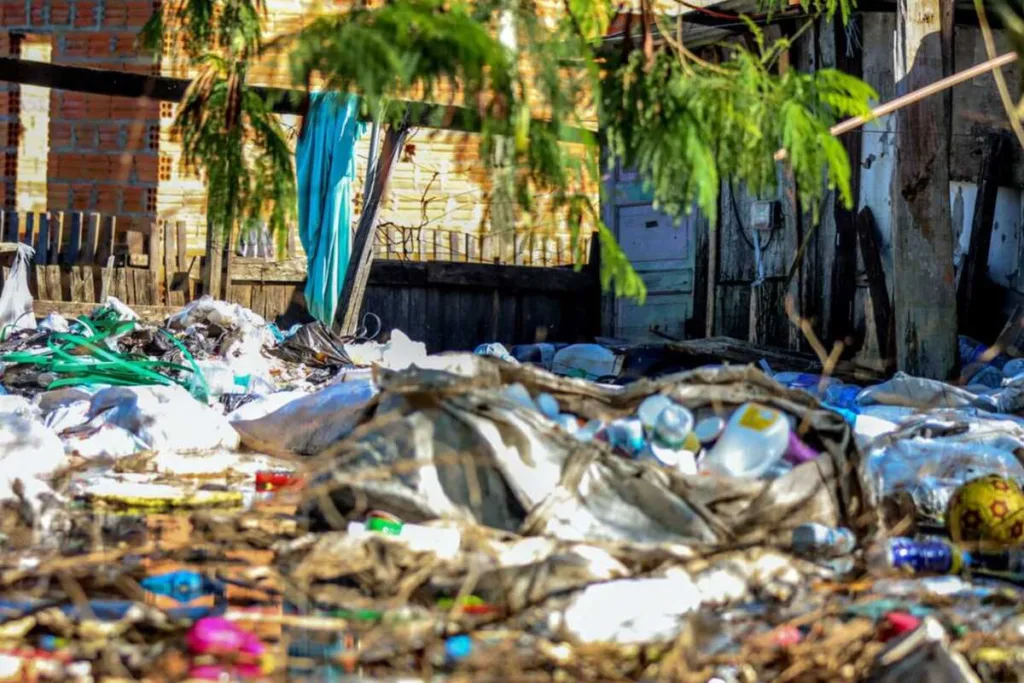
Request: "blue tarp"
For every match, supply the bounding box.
[296,92,366,326]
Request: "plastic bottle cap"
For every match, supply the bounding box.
[694,416,725,444]
[445,635,473,661]
[366,517,403,535]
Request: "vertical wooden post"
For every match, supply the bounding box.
[893,0,957,378]
[203,219,224,300]
[335,121,410,335]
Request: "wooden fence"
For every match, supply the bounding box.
[0,210,602,349]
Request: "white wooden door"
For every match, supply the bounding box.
[614,204,696,341]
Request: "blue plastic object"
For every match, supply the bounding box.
[141,570,223,603]
[445,634,473,662]
[296,92,366,326]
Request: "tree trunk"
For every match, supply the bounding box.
[892,0,957,378]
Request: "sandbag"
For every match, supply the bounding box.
[300,358,878,546]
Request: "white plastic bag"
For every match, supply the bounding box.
[0,244,36,337]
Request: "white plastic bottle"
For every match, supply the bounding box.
[702,402,791,478]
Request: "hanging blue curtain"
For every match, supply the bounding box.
[296,92,366,325]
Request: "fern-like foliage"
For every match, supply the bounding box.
[603,39,876,225]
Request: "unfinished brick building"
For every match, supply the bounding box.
[1,0,596,262]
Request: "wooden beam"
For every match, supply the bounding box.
[33,300,178,322]
[892,0,958,378]
[335,122,410,335]
[956,133,1005,334]
[856,207,894,369]
[203,219,224,299]
[0,57,589,141]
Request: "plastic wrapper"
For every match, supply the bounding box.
[0,244,35,338]
[272,321,352,368]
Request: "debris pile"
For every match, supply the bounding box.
[2,298,1024,681]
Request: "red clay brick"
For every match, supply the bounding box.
[124,125,148,150]
[83,154,113,180]
[97,124,121,150]
[122,186,144,213]
[96,184,120,212]
[50,0,71,23]
[74,0,97,27]
[30,0,47,24]
[71,184,92,210]
[50,122,73,148]
[125,0,152,27]
[85,95,111,119]
[47,183,71,209]
[60,33,88,58]
[74,124,98,149]
[86,33,114,57]
[112,153,134,181]
[3,1,28,26]
[0,93,8,117]
[58,153,85,180]
[133,154,158,181]
[102,0,127,27]
[113,34,138,53]
[61,92,87,119]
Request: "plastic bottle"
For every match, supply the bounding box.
[606,417,646,457]
[535,393,560,420]
[644,405,698,474]
[637,394,674,430]
[576,419,605,443]
[791,524,856,558]
[702,403,791,478]
[503,383,537,412]
[866,537,966,575]
[694,416,725,444]
[347,520,461,559]
[555,414,580,435]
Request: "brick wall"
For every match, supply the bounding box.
[2,0,160,230]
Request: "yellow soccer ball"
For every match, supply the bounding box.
[947,474,1024,546]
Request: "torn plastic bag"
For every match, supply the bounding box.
[300,360,877,546]
[0,244,35,338]
[272,321,352,368]
[860,371,1024,413]
[231,380,378,457]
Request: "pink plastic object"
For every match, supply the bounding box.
[189,663,264,680]
[783,431,820,465]
[773,625,803,647]
[186,617,265,657]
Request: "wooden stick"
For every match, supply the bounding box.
[775,51,1018,161]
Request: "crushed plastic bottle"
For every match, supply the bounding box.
[645,404,698,473]
[791,523,856,558]
[867,538,964,575]
[606,417,645,457]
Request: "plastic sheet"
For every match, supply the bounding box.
[0,244,35,338]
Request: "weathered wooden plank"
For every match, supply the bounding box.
[33,300,177,322]
[229,283,252,309]
[203,219,224,300]
[368,261,594,293]
[176,222,187,272]
[83,213,99,265]
[97,216,116,267]
[169,290,186,307]
[34,266,49,300]
[893,0,957,378]
[69,267,85,303]
[715,284,750,339]
[250,286,267,319]
[163,222,175,304]
[24,214,36,260]
[45,266,62,302]
[2,212,17,243]
[134,269,151,305]
[749,279,791,349]
[35,213,50,266]
[81,266,97,303]
[230,257,307,282]
[856,207,894,368]
[115,267,129,303]
[127,253,148,268]
[336,122,409,336]
[49,212,63,265]
[148,222,163,280]
[66,213,82,265]
[957,133,1005,334]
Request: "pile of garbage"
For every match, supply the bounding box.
[4,298,1024,680]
